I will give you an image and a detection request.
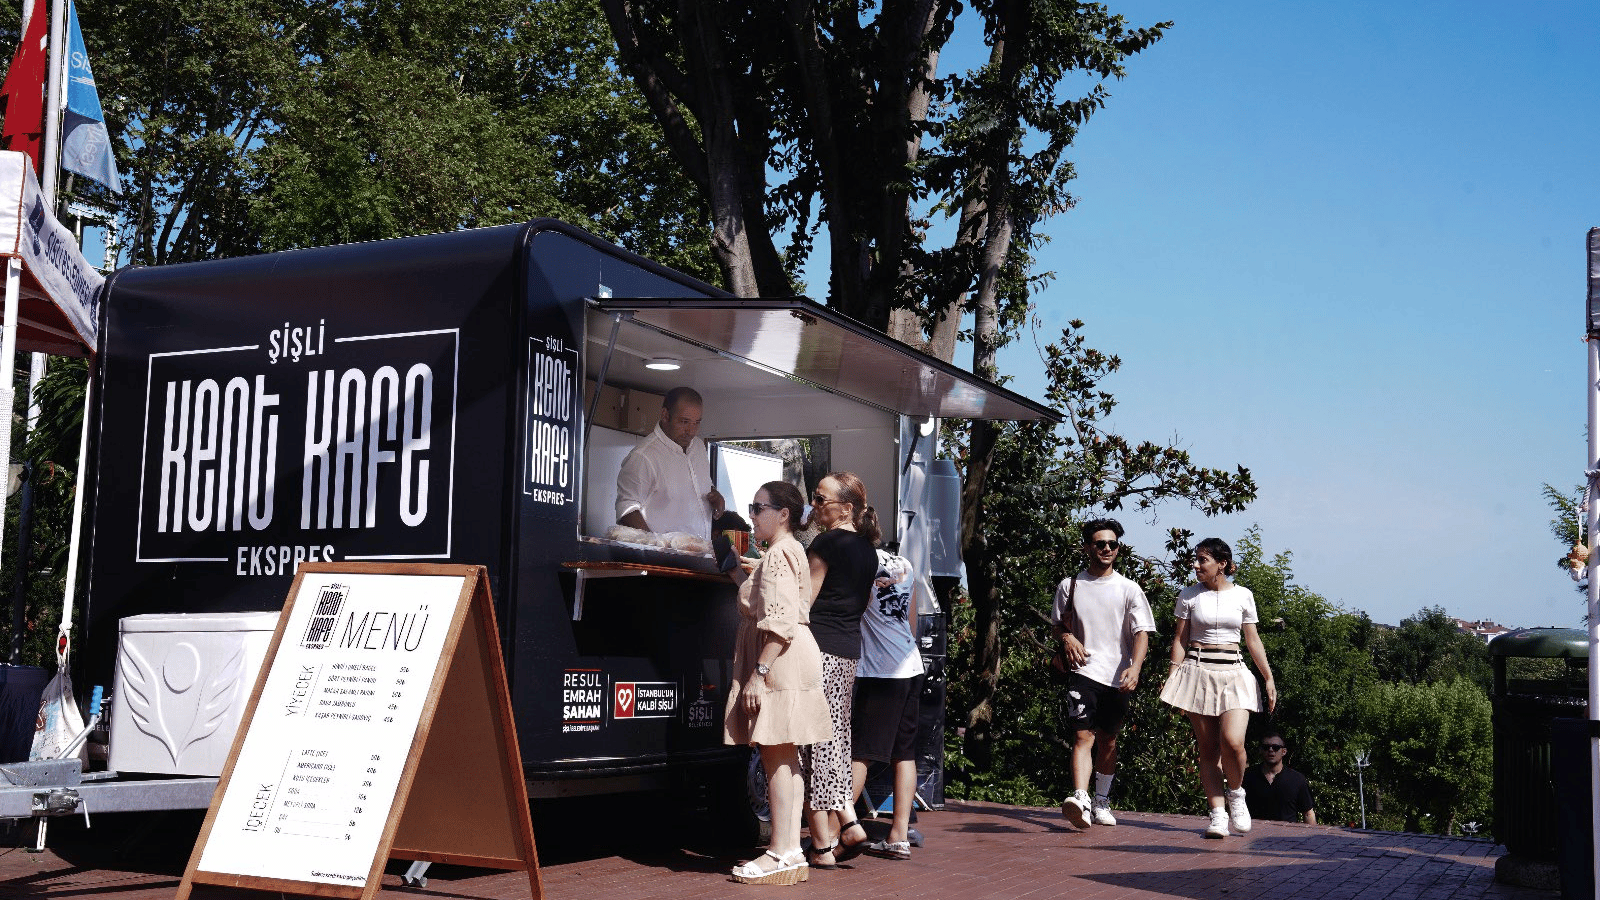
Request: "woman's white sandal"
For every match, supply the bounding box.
[732,848,809,885]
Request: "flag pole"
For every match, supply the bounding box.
[1585,226,1600,900]
[40,0,65,203]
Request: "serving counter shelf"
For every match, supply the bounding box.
[562,560,731,620]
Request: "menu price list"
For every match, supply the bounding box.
[197,573,464,886]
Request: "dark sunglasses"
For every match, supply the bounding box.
[748,502,781,516]
[1091,539,1120,550]
[1261,743,1286,751]
[811,493,843,506]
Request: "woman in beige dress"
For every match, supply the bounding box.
[725,480,832,885]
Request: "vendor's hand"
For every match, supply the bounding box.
[1062,634,1088,667]
[742,675,766,713]
[707,488,726,518]
[1570,543,1590,571]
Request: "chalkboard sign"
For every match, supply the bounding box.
[177,563,540,900]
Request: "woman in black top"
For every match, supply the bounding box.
[800,471,880,868]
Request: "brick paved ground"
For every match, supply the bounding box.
[0,801,1560,900]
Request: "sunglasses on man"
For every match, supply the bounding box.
[1090,539,1120,550]
[1261,743,1286,752]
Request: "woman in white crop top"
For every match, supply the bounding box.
[1158,537,1277,840]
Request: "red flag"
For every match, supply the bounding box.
[1,1,49,174]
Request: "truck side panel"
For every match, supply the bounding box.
[85,226,524,697]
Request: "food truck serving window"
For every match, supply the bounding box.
[576,297,1058,555]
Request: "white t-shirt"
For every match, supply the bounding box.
[1174,583,1259,645]
[1050,570,1156,689]
[614,424,714,539]
[857,550,924,679]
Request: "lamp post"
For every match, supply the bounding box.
[1354,751,1372,830]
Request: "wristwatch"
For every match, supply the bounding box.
[756,663,771,677]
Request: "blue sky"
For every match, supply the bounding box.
[987,1,1598,627]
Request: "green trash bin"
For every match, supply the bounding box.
[1549,718,1594,900]
[1489,628,1589,888]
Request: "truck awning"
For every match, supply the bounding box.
[592,297,1060,423]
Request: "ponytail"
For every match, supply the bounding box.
[857,505,882,547]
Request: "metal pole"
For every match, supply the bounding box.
[1354,751,1370,830]
[8,462,33,663]
[40,0,65,203]
[1585,328,1600,899]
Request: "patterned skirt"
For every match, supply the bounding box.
[798,651,857,811]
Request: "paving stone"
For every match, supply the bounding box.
[0,800,1557,900]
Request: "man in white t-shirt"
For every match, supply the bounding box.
[1052,518,1155,829]
[615,387,725,538]
[850,547,926,860]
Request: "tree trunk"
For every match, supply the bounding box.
[958,0,1024,765]
[960,418,1000,768]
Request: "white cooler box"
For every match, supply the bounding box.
[110,611,281,775]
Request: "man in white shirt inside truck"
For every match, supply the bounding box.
[615,387,725,538]
[1052,517,1156,829]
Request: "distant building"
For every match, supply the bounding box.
[1454,617,1511,643]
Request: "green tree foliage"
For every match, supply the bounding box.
[1373,605,1492,691]
[45,0,717,276]
[1543,482,1588,591]
[0,357,87,667]
[1544,483,1583,553]
[70,0,301,262]
[1363,678,1492,835]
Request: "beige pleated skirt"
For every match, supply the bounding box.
[1159,652,1261,715]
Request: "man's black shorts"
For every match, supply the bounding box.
[1060,671,1131,733]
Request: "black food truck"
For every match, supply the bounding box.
[1,219,1056,835]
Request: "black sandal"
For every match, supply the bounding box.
[834,819,869,862]
[805,841,840,870]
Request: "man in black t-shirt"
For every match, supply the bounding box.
[1242,730,1316,824]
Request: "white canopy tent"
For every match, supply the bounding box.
[0,149,102,653]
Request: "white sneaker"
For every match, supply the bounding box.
[1226,787,1252,833]
[1205,806,1229,839]
[1060,791,1091,829]
[1091,797,1117,826]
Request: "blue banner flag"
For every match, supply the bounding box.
[61,0,120,193]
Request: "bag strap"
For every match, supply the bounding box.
[1065,573,1078,631]
[1050,574,1080,672]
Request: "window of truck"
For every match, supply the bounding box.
[579,304,900,552]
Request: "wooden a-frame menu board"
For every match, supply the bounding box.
[177,563,541,900]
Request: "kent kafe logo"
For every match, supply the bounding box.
[524,334,576,506]
[135,321,459,573]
